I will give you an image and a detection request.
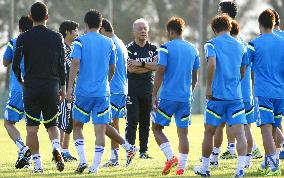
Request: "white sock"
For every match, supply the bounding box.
[32,154,42,169]
[90,145,104,172]
[62,149,69,154]
[276,148,281,160]
[245,153,252,167]
[51,139,61,151]
[15,137,25,151]
[252,141,258,151]
[201,157,210,171]
[160,142,174,161]
[110,148,119,161]
[75,139,87,164]
[121,140,131,150]
[178,153,188,169]
[267,153,279,171]
[227,143,235,154]
[210,147,220,162]
[236,156,246,171]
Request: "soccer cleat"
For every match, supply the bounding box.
[32,167,44,173]
[244,163,251,169]
[162,156,178,175]
[193,166,210,177]
[75,162,88,173]
[52,149,64,172]
[279,150,284,159]
[210,161,218,168]
[252,148,263,159]
[234,169,244,178]
[126,145,139,167]
[265,168,281,176]
[220,151,237,159]
[15,146,31,169]
[139,152,152,159]
[88,166,98,174]
[62,152,77,162]
[103,160,119,167]
[176,169,185,175]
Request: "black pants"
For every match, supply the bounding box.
[126,93,152,153]
[24,83,59,129]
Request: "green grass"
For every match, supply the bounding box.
[0,115,282,177]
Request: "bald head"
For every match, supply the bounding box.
[133,18,149,43]
[133,18,149,32]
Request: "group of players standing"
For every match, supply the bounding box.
[2,1,284,177]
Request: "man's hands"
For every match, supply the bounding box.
[59,85,66,103]
[66,86,73,103]
[128,59,142,67]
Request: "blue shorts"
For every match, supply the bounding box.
[205,99,247,127]
[110,94,126,119]
[244,101,255,124]
[255,97,284,127]
[152,99,191,128]
[4,91,24,122]
[73,95,111,124]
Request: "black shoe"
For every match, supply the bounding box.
[75,162,88,173]
[139,152,152,159]
[15,146,31,169]
[62,152,77,162]
[52,149,64,172]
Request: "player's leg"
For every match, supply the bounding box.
[42,85,64,172]
[244,124,253,168]
[23,88,42,172]
[175,101,191,175]
[152,99,176,175]
[138,93,152,159]
[88,96,111,174]
[72,95,92,173]
[3,91,28,168]
[227,100,247,177]
[251,97,262,159]
[125,94,139,146]
[210,123,224,167]
[194,100,222,177]
[256,97,281,176]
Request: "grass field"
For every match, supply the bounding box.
[0,115,282,177]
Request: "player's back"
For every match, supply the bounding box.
[74,32,115,97]
[249,33,284,98]
[159,39,200,102]
[206,34,245,100]
[110,35,128,95]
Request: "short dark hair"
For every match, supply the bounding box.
[30,2,48,22]
[59,20,79,38]
[230,20,240,36]
[270,8,280,26]
[258,9,275,29]
[84,9,102,29]
[211,14,232,33]
[101,18,113,33]
[219,1,237,19]
[19,15,33,32]
[166,16,185,35]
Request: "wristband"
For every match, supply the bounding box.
[142,61,146,67]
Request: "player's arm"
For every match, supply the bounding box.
[206,57,216,99]
[152,65,165,110]
[144,55,157,71]
[58,35,66,102]
[127,64,150,74]
[12,37,24,84]
[192,49,201,92]
[240,46,249,80]
[192,70,198,91]
[108,42,117,81]
[3,40,13,67]
[109,64,115,81]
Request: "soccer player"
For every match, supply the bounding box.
[3,15,32,169]
[152,16,199,175]
[126,18,157,159]
[247,9,284,176]
[270,8,284,160]
[194,14,248,177]
[12,2,65,173]
[58,20,79,162]
[99,19,138,167]
[67,10,137,174]
[211,1,262,161]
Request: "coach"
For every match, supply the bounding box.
[126,18,157,159]
[12,2,65,172]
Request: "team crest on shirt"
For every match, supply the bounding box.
[134,52,137,55]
